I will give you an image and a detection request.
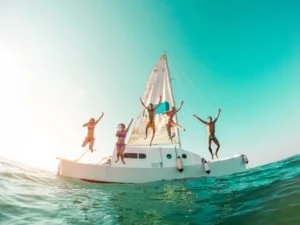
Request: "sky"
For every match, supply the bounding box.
[0,0,299,171]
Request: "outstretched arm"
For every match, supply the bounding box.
[126,118,134,132]
[140,97,147,109]
[95,112,104,124]
[213,108,221,123]
[153,96,162,110]
[82,122,88,127]
[193,114,208,125]
[176,101,184,112]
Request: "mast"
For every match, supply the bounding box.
[128,53,181,146]
[164,53,181,148]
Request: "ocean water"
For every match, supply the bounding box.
[0,155,299,225]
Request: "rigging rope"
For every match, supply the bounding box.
[168,59,214,113]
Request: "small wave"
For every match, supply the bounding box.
[0,155,299,225]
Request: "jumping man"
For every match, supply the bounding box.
[140,96,162,146]
[193,108,221,160]
[82,112,104,152]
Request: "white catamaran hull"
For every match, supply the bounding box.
[57,147,248,184]
[57,54,249,184]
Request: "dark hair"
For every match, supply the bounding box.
[118,123,125,128]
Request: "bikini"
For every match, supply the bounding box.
[116,132,127,148]
[166,111,175,127]
[117,132,127,138]
[116,143,126,148]
[86,126,95,141]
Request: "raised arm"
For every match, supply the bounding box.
[95,112,104,124]
[176,101,184,112]
[213,108,221,123]
[140,97,147,109]
[125,118,134,132]
[193,114,208,125]
[153,96,162,110]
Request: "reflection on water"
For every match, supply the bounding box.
[0,155,299,224]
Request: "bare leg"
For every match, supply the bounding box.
[170,127,176,142]
[150,128,155,146]
[120,146,126,164]
[82,138,88,148]
[208,139,214,160]
[115,147,120,163]
[171,132,175,141]
[121,154,126,164]
[115,153,119,163]
[213,138,220,159]
[144,126,149,140]
[89,140,95,152]
[167,126,172,140]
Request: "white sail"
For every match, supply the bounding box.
[57,54,249,184]
[128,54,180,146]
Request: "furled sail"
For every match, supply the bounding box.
[128,54,180,146]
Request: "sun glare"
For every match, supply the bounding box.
[0,45,60,171]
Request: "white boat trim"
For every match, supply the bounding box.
[57,146,248,184]
[57,54,249,184]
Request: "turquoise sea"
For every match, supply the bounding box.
[0,155,299,225]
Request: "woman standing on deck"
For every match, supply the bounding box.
[115,118,134,164]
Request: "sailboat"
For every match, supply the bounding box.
[57,54,249,183]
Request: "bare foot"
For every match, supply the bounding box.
[115,160,118,163]
[122,161,126,164]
